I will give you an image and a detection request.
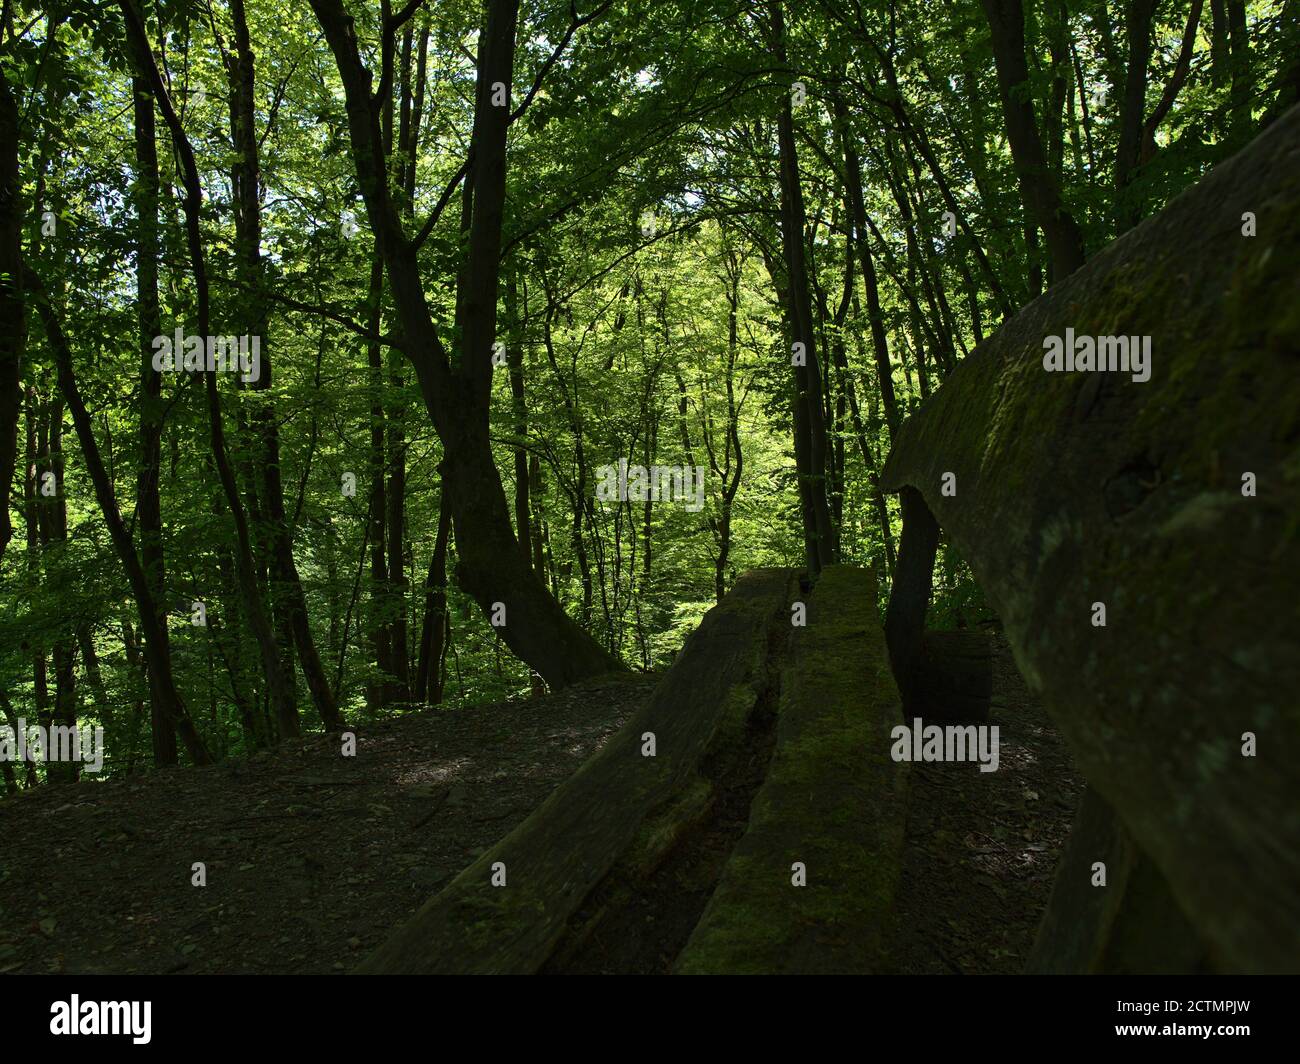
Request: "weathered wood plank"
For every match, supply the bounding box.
[358,568,798,974]
[676,566,908,974]
[881,106,1300,971]
[1028,787,1212,974]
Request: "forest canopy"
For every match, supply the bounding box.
[0,0,1294,777]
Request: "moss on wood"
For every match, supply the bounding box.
[677,566,908,974]
[880,109,1300,972]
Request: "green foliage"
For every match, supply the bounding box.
[0,0,1282,777]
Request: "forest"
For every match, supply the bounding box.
[0,0,1297,980]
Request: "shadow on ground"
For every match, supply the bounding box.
[0,638,1078,974]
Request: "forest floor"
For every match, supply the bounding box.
[0,636,1080,975]
[885,633,1084,973]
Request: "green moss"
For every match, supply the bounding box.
[622,775,714,878]
[710,679,766,751]
[675,567,908,974]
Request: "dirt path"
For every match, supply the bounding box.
[886,634,1083,973]
[0,637,1079,975]
[0,676,655,974]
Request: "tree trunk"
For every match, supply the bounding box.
[310,0,621,688]
[23,386,45,782]
[770,0,834,575]
[1226,0,1252,140]
[0,690,37,788]
[1210,0,1230,88]
[29,270,212,766]
[505,265,532,570]
[228,0,341,730]
[77,624,113,737]
[865,44,1014,318]
[1114,0,1155,232]
[131,73,179,766]
[39,388,79,785]
[120,0,298,742]
[365,253,392,709]
[414,489,452,705]
[980,0,1087,280]
[384,352,410,701]
[835,95,901,439]
[0,72,23,565]
[121,619,147,774]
